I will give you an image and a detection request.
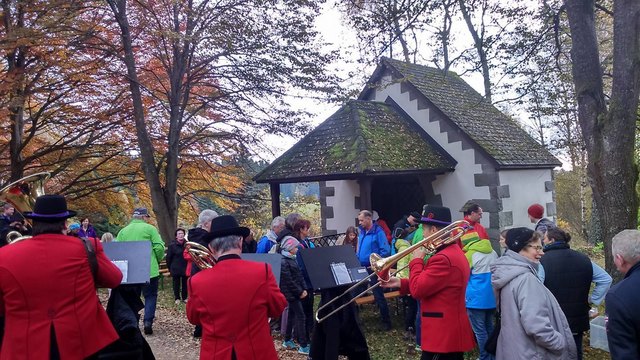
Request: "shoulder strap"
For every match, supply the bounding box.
[80,237,99,286]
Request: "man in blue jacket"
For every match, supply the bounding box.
[606,229,640,359]
[357,209,392,330]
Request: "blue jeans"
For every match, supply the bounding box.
[467,308,495,360]
[142,276,160,327]
[367,270,391,327]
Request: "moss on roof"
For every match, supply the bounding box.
[254,100,455,183]
[368,58,561,168]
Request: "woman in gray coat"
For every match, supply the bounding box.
[491,227,577,360]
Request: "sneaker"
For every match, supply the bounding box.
[282,340,297,350]
[298,345,310,355]
[175,299,181,305]
[143,326,153,335]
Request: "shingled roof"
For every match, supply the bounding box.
[360,57,561,168]
[253,100,456,183]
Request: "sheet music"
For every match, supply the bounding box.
[330,262,352,285]
[112,260,128,283]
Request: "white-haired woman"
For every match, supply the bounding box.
[491,227,576,360]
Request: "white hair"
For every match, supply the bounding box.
[208,234,242,253]
[612,229,640,263]
[198,209,218,226]
[271,216,285,230]
[285,213,301,230]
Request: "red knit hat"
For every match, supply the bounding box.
[527,204,544,219]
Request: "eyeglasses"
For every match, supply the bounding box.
[527,244,544,252]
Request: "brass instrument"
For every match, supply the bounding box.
[0,172,50,244]
[185,241,216,269]
[314,220,470,323]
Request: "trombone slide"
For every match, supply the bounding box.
[314,220,470,323]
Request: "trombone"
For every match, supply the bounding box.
[314,220,470,323]
[185,241,217,269]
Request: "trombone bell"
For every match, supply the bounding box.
[185,241,216,269]
[314,219,470,323]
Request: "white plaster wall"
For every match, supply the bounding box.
[370,75,491,228]
[324,180,360,233]
[499,169,554,228]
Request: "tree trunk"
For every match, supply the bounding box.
[564,0,640,280]
[107,0,176,243]
[389,1,411,63]
[458,0,492,102]
[4,0,26,182]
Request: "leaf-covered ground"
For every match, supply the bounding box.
[121,281,610,360]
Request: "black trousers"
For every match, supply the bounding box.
[172,275,188,300]
[285,300,308,346]
[301,288,314,340]
[403,295,417,331]
[421,352,463,360]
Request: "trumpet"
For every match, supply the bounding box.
[185,241,216,269]
[314,220,469,323]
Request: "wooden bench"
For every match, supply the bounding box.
[355,290,401,305]
[158,259,171,290]
[355,290,403,315]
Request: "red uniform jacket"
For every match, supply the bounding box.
[400,243,476,353]
[0,234,123,360]
[187,254,287,360]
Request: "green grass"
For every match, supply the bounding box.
[153,278,610,360]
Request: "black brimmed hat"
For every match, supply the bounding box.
[203,215,250,241]
[417,205,452,226]
[23,195,77,222]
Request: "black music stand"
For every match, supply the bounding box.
[298,245,371,360]
[298,245,367,291]
[103,241,151,285]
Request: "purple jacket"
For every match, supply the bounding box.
[79,225,98,239]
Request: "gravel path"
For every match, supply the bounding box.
[141,303,308,360]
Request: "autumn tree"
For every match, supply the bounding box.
[0,0,140,209]
[564,0,640,278]
[103,0,341,243]
[340,0,543,103]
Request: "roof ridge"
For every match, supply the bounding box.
[375,57,560,168]
[381,57,461,77]
[350,102,369,173]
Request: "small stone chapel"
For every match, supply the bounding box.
[254,57,560,240]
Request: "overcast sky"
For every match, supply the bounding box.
[263,0,498,162]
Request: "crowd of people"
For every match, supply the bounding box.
[0,194,639,360]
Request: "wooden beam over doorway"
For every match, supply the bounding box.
[358,177,372,211]
[270,183,281,218]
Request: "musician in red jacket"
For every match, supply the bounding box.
[382,205,475,360]
[0,195,123,360]
[187,215,287,360]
